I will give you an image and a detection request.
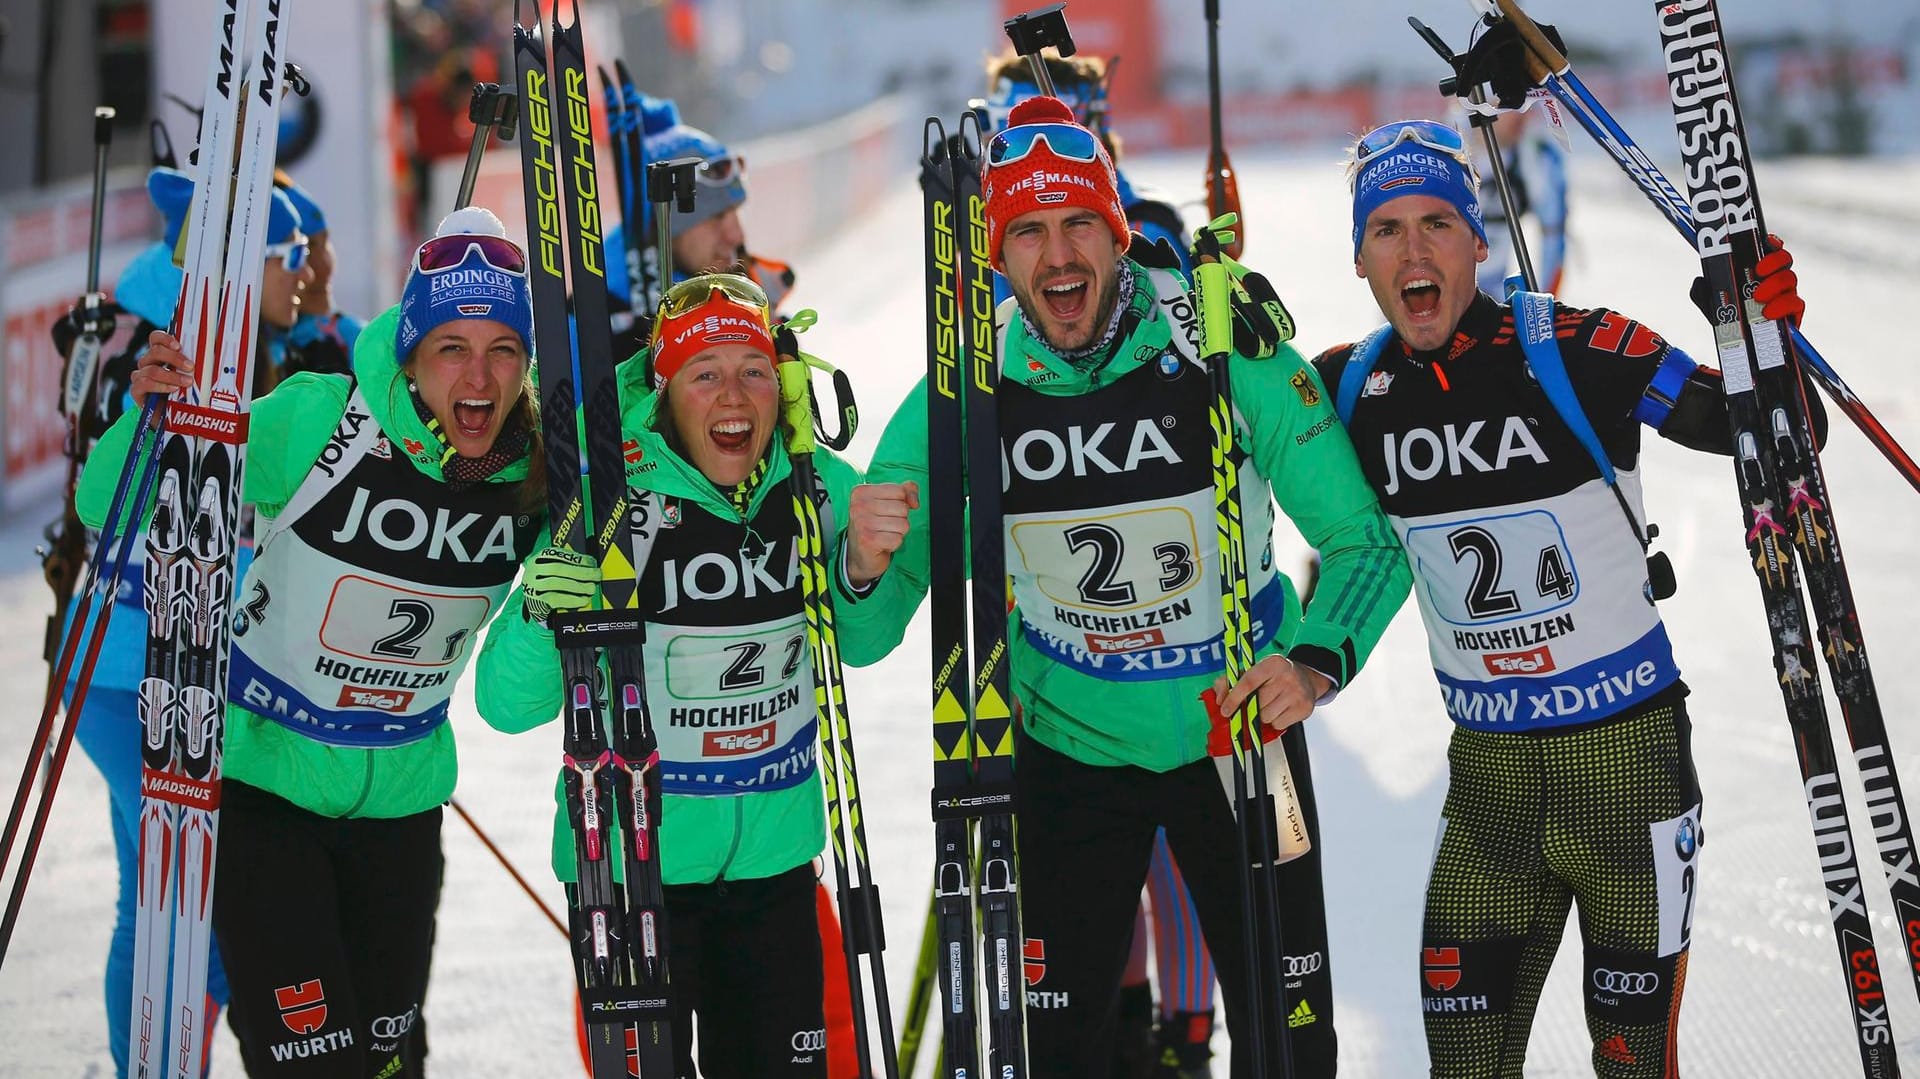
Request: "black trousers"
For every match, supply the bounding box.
[666,863,828,1079]
[1017,724,1337,1078]
[213,780,441,1078]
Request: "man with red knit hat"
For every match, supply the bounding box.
[844,96,1411,1077]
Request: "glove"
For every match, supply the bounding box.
[1688,234,1804,328]
[522,546,600,625]
[1454,18,1567,110]
[1752,238,1805,327]
[1191,215,1296,360]
[1223,254,1295,359]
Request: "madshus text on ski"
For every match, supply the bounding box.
[0,1,1913,1079]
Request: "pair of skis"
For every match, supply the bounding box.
[513,3,673,1076]
[917,113,1029,1079]
[1460,2,1919,1075]
[124,0,299,1074]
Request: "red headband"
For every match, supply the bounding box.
[650,290,777,390]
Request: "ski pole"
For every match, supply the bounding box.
[1202,0,1244,258]
[1409,18,1538,292]
[43,107,118,697]
[896,884,939,1077]
[778,322,900,1079]
[1003,3,1073,97]
[456,82,518,212]
[642,158,700,387]
[0,398,166,965]
[1192,217,1299,1079]
[1467,0,1920,495]
[450,797,566,938]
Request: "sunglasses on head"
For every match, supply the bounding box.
[658,273,769,320]
[696,154,747,187]
[265,235,310,272]
[413,233,528,276]
[1355,120,1468,169]
[985,122,1103,169]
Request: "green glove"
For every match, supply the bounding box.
[1192,214,1296,359]
[522,546,601,624]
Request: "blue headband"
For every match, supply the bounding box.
[396,242,534,359]
[1351,144,1487,258]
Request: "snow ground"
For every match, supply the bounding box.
[4,149,1920,1077]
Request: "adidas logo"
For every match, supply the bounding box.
[1597,1034,1636,1065]
[1287,999,1316,1028]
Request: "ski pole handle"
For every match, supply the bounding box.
[86,107,115,296]
[1003,3,1074,98]
[455,83,518,212]
[67,107,117,419]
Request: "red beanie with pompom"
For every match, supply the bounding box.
[981,96,1130,269]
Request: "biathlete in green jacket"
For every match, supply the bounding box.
[843,96,1412,1079]
[474,274,915,1079]
[82,207,544,1076]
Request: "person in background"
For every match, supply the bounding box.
[1473,107,1569,296]
[272,175,365,380]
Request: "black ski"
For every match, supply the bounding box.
[1656,4,1899,1074]
[920,118,983,1079]
[919,112,1027,1079]
[953,112,1027,1079]
[515,2,673,1075]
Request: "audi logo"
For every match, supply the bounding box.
[1284,952,1324,978]
[1592,969,1660,995]
[791,1028,827,1052]
[369,1006,417,1040]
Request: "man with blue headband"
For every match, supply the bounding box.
[1309,119,1814,1076]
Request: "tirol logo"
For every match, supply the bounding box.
[704,721,776,757]
[1023,938,1046,985]
[1086,628,1165,654]
[1483,647,1555,676]
[1364,370,1394,397]
[274,980,328,1034]
[1422,947,1462,992]
[336,684,416,712]
[1660,0,1755,260]
[1006,418,1181,481]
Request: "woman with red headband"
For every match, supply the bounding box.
[476,273,915,1078]
[80,206,544,1077]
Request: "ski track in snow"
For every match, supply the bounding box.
[3,151,1919,1077]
